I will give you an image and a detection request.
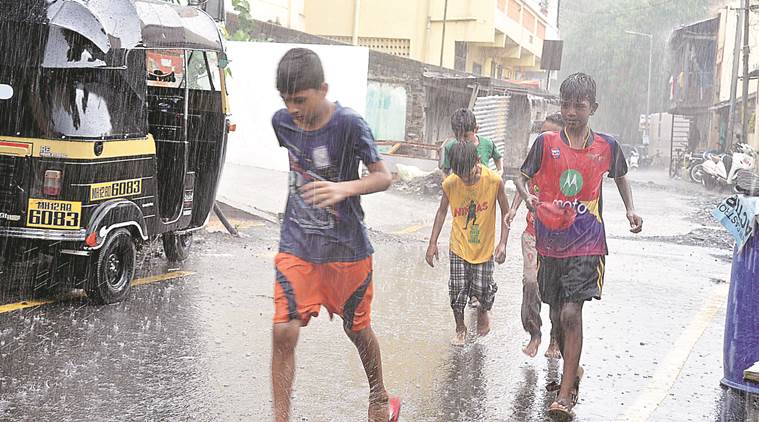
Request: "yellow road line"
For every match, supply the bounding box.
[0,300,54,314]
[623,284,728,422]
[393,224,427,235]
[131,271,195,286]
[0,271,195,315]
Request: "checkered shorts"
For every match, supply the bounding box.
[449,252,497,312]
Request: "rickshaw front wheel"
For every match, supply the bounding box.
[162,232,193,262]
[86,229,135,305]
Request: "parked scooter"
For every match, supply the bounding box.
[701,143,756,191]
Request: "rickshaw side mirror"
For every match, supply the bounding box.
[218,53,229,70]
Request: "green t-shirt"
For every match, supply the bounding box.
[442,136,502,170]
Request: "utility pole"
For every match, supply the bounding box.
[625,30,653,144]
[742,0,751,142]
[439,0,449,67]
[728,6,744,150]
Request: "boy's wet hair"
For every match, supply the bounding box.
[560,73,596,104]
[545,112,564,127]
[449,141,479,177]
[450,108,477,136]
[276,48,325,94]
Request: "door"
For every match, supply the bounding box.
[146,49,189,222]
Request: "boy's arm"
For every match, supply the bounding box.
[495,157,503,174]
[614,175,643,233]
[426,192,450,267]
[516,174,538,212]
[507,190,523,224]
[494,181,510,264]
[300,161,392,208]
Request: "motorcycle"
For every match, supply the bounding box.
[700,143,756,191]
[685,151,706,184]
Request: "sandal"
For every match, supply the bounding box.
[548,399,575,420]
[389,396,401,422]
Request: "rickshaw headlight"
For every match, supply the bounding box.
[43,170,62,196]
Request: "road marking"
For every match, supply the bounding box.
[623,284,728,421]
[0,271,195,315]
[0,300,54,314]
[393,224,427,235]
[130,271,195,286]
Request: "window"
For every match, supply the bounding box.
[455,42,468,72]
[508,0,521,21]
[187,51,221,91]
[147,50,185,89]
[473,62,483,75]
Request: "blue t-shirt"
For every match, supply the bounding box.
[272,102,381,263]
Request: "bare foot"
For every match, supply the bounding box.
[522,335,541,357]
[544,338,562,359]
[451,330,466,346]
[476,310,490,337]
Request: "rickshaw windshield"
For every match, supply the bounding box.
[0,52,147,140]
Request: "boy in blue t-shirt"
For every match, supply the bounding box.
[270,48,400,422]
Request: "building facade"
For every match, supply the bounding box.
[303,0,558,85]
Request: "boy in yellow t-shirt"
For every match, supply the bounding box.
[426,142,510,346]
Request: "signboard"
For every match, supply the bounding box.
[540,40,563,71]
[712,195,759,249]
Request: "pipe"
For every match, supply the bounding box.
[352,0,361,46]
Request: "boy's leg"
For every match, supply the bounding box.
[449,252,469,345]
[545,304,563,359]
[521,232,542,357]
[552,256,604,408]
[471,259,495,337]
[344,325,390,422]
[272,320,302,422]
[557,300,583,405]
[272,253,323,421]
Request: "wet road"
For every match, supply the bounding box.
[0,171,752,421]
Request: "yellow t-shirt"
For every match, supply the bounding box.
[442,166,501,264]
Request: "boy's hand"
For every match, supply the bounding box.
[425,243,439,267]
[299,181,350,208]
[505,208,517,225]
[627,211,643,233]
[524,194,539,212]
[494,242,507,264]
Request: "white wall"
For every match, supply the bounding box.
[224,41,369,171]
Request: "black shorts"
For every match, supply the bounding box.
[537,255,605,305]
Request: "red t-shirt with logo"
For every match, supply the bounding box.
[520,130,627,258]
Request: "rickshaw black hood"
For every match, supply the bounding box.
[0,0,224,61]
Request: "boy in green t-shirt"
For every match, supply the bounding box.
[441,108,503,177]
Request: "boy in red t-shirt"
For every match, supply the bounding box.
[516,73,643,418]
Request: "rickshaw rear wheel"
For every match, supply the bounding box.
[162,232,193,262]
[86,229,135,305]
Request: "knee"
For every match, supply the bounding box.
[272,321,300,353]
[560,304,582,330]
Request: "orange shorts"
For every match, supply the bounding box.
[273,252,374,332]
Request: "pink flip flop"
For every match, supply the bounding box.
[389,396,401,422]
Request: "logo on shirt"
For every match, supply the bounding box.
[551,148,561,159]
[560,169,583,196]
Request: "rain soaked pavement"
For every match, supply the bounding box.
[0,170,753,421]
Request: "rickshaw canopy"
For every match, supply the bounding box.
[0,0,224,58]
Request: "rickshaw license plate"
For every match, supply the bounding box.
[27,199,82,230]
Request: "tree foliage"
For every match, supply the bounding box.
[228,0,256,41]
[559,0,711,142]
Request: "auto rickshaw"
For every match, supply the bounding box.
[0,0,232,304]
